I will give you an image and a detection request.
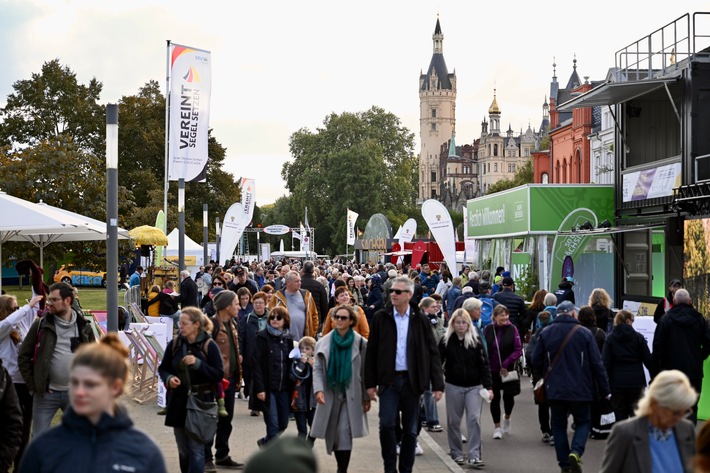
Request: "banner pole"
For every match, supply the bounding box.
[178,178,185,272]
[163,40,171,235]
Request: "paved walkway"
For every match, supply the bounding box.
[124,394,457,472]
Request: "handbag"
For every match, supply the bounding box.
[181,344,219,444]
[493,325,520,384]
[534,325,581,403]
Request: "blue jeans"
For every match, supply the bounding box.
[263,390,291,443]
[379,374,421,473]
[174,426,205,473]
[550,400,591,469]
[422,384,439,426]
[294,409,315,438]
[206,374,238,462]
[32,389,70,438]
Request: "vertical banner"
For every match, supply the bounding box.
[219,202,245,261]
[398,218,417,265]
[299,222,307,252]
[240,178,256,225]
[346,209,359,246]
[421,199,458,273]
[154,210,165,265]
[462,205,468,263]
[168,43,212,182]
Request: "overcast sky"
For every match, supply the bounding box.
[1,1,708,206]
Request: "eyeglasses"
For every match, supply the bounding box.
[388,288,410,295]
[213,283,223,287]
[269,315,283,321]
[47,297,63,303]
[333,315,350,321]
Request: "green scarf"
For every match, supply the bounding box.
[327,328,355,393]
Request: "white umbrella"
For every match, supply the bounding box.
[0,191,118,289]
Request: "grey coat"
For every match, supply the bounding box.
[310,331,369,440]
[599,415,695,473]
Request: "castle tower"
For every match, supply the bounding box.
[418,16,456,203]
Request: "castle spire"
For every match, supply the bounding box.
[433,17,443,54]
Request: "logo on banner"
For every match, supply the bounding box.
[183,67,201,83]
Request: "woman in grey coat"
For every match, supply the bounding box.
[311,304,370,473]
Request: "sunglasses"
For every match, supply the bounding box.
[213,283,223,286]
[333,315,350,321]
[269,315,283,321]
[388,288,410,295]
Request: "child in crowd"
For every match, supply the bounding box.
[291,336,317,440]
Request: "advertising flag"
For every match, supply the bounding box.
[240,178,256,225]
[168,43,212,182]
[219,202,245,261]
[399,218,417,244]
[300,222,307,252]
[346,209,358,246]
[421,199,458,273]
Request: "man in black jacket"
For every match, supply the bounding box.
[300,261,328,327]
[0,360,22,472]
[179,270,199,308]
[653,288,710,424]
[365,276,444,473]
[493,277,528,335]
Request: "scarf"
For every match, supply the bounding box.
[327,328,354,393]
[267,324,290,338]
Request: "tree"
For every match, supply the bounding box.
[281,106,417,254]
[0,59,104,153]
[485,159,534,195]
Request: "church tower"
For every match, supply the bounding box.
[418,16,456,203]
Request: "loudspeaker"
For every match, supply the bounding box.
[666,216,683,246]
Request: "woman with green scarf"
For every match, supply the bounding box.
[311,305,370,473]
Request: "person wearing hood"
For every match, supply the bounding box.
[602,310,655,422]
[553,277,576,305]
[19,334,166,473]
[251,306,295,447]
[17,282,96,438]
[653,289,710,424]
[365,274,384,322]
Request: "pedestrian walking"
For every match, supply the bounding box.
[526,310,553,444]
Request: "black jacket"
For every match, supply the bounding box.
[18,406,166,473]
[653,303,710,380]
[553,281,575,304]
[603,323,655,390]
[158,332,224,427]
[364,302,444,395]
[438,336,492,389]
[249,329,294,412]
[493,288,527,333]
[179,277,199,308]
[592,305,613,333]
[0,362,22,472]
[365,283,384,320]
[301,273,328,324]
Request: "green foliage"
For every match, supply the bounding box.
[280,106,417,254]
[485,159,534,196]
[515,265,538,301]
[684,220,710,317]
[538,135,550,151]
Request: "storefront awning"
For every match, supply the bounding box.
[557,78,679,111]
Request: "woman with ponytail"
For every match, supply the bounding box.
[311,304,370,473]
[19,333,167,473]
[0,293,42,470]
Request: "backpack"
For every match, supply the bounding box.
[480,298,494,327]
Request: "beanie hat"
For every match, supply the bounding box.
[213,290,237,312]
[245,436,317,473]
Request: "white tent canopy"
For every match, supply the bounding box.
[0,191,124,289]
[165,228,205,274]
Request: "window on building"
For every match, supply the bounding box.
[431,189,437,199]
[431,123,436,131]
[488,144,491,156]
[494,163,498,172]
[542,173,549,184]
[431,171,436,182]
[494,144,498,156]
[512,164,516,172]
[431,109,437,118]
[487,163,490,173]
[525,148,530,157]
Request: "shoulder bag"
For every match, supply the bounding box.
[181,342,219,444]
[534,325,580,403]
[493,325,520,383]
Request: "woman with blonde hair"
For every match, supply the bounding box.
[439,309,492,468]
[19,334,166,473]
[159,308,223,473]
[600,370,696,473]
[589,288,614,333]
[322,287,369,339]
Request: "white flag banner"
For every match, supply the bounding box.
[219,202,245,261]
[393,225,403,240]
[293,231,302,241]
[241,178,256,225]
[399,218,417,244]
[421,199,458,273]
[346,209,358,245]
[168,43,212,182]
[299,223,307,252]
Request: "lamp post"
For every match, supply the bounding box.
[106,104,119,332]
[203,204,208,267]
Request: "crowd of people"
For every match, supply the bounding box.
[3,258,710,473]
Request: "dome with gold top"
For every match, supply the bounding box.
[488,89,501,114]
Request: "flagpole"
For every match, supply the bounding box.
[163,40,171,235]
[305,206,309,260]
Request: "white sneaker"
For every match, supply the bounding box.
[503,417,511,434]
[415,442,424,456]
[493,427,503,439]
[396,443,401,455]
